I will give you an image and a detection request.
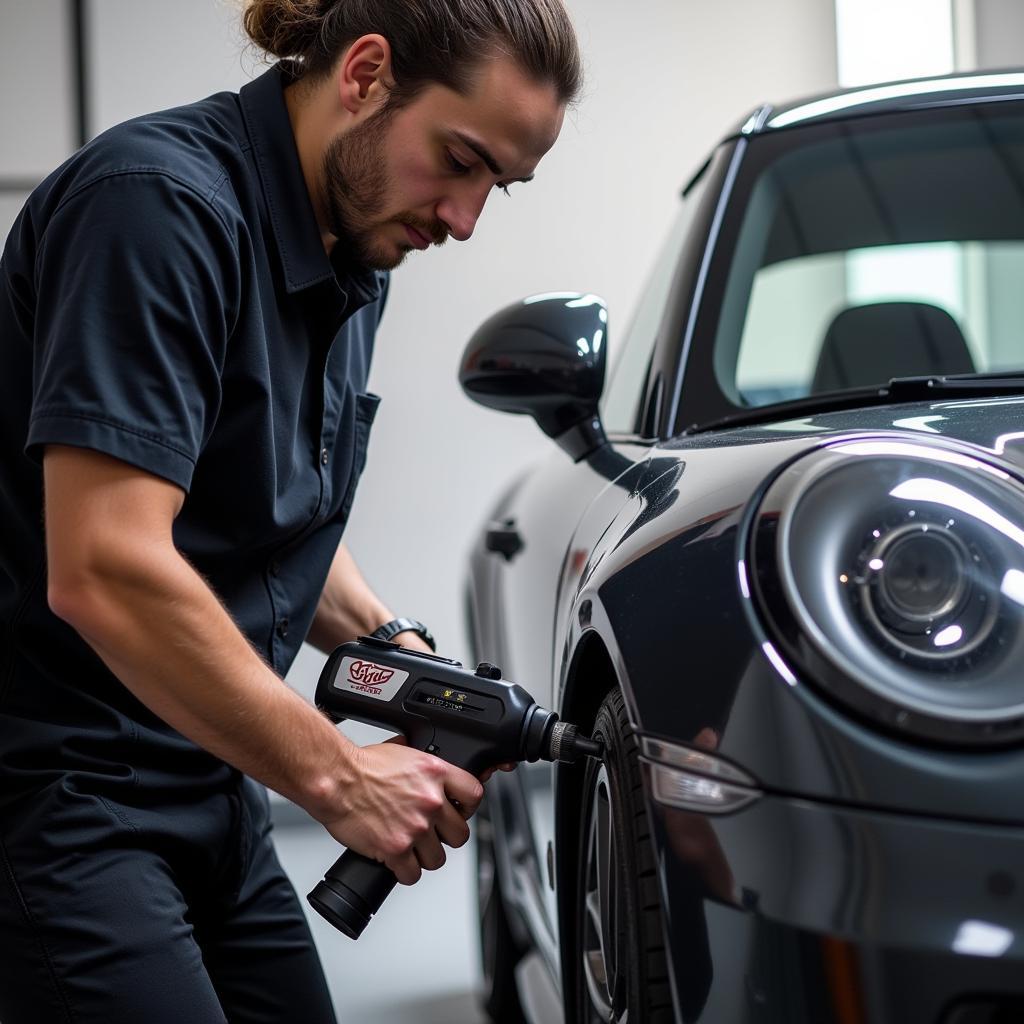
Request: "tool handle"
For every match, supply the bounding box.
[307,849,397,939]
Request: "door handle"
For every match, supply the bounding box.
[485,518,524,561]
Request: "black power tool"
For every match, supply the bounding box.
[307,635,603,939]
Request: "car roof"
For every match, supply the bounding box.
[733,67,1024,136]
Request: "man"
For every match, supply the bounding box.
[0,0,581,1019]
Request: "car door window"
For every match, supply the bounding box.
[602,170,711,434]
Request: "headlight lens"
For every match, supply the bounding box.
[862,518,997,658]
[748,438,1024,745]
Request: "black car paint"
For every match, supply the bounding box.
[466,73,1024,1024]
[473,404,1024,1023]
[652,789,1024,1022]
[579,406,1024,826]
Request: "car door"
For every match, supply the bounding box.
[482,444,645,966]
[478,209,705,972]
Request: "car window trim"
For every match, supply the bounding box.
[637,140,744,443]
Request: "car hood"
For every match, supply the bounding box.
[562,391,1024,825]
[664,393,1024,474]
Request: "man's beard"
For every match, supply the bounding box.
[321,106,447,272]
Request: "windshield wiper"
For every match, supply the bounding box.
[687,372,1024,434]
[886,371,1024,394]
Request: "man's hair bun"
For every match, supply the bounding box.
[242,0,325,61]
[241,0,582,109]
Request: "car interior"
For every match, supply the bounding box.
[809,300,976,391]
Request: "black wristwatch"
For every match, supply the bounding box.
[369,617,436,651]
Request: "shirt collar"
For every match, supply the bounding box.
[239,62,383,307]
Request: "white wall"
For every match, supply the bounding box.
[0,0,75,176]
[965,0,1024,69]
[1,0,839,692]
[952,0,1024,375]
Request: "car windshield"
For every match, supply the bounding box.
[712,103,1024,409]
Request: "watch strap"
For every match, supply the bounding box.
[369,617,437,651]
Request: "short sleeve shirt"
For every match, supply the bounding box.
[0,63,388,794]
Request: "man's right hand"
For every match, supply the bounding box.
[319,739,484,885]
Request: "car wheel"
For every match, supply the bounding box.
[575,689,673,1024]
[477,793,527,1024]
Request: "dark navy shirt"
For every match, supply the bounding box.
[0,64,387,797]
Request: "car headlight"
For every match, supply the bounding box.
[748,438,1024,745]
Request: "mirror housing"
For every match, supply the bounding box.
[459,293,609,461]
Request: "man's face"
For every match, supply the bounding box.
[321,55,565,270]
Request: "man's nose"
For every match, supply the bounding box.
[436,187,489,242]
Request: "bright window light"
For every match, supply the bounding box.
[835,0,955,88]
[846,243,965,323]
[952,920,1014,957]
[834,1,962,352]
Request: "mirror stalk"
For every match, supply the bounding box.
[556,416,608,462]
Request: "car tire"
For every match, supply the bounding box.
[575,688,674,1024]
[477,793,527,1024]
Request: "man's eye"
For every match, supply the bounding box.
[446,151,470,174]
[496,183,513,198]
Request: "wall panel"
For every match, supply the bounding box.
[0,0,75,177]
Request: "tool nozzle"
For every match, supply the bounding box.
[573,734,604,759]
[546,721,605,763]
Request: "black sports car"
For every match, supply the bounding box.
[461,70,1024,1024]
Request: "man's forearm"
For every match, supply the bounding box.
[306,542,393,653]
[51,538,358,820]
[42,446,479,880]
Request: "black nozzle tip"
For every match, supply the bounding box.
[574,735,604,760]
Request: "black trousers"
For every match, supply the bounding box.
[0,773,337,1023]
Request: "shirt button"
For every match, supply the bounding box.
[321,448,329,466]
[276,617,289,638]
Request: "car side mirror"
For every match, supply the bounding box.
[459,293,609,461]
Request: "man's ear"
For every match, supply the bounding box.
[336,33,394,116]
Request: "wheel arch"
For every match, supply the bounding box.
[554,628,622,1020]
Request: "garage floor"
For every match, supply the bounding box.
[271,805,488,1024]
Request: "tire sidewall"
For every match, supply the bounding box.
[574,691,648,1023]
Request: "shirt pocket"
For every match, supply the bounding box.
[336,391,380,524]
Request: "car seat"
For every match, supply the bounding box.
[811,301,975,392]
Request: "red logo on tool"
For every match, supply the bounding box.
[348,661,395,687]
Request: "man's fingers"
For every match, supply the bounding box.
[444,767,484,818]
[479,761,519,784]
[387,851,422,886]
[435,801,472,848]
[413,833,447,872]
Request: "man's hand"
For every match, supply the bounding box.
[390,632,517,782]
[318,739,484,885]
